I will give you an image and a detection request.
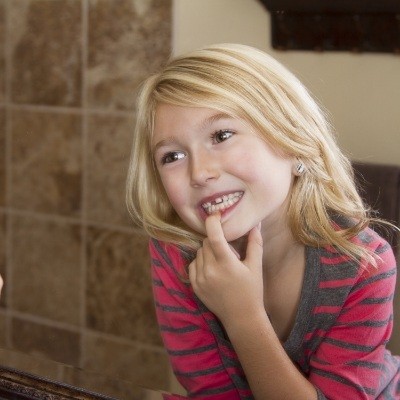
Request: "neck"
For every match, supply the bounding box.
[261,223,304,277]
[228,217,303,272]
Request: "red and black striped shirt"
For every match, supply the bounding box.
[150,227,400,399]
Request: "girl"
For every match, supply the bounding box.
[126,44,400,399]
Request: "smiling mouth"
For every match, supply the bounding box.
[201,191,244,215]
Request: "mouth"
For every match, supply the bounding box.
[201,191,244,215]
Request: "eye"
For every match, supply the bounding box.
[160,151,185,165]
[212,129,234,144]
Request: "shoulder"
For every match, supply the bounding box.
[316,224,396,291]
[149,238,181,265]
[353,226,397,277]
[149,238,194,283]
[329,216,396,268]
[354,225,392,254]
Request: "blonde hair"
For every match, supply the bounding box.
[126,43,384,265]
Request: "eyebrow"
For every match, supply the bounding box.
[152,136,177,153]
[198,112,233,131]
[152,112,233,153]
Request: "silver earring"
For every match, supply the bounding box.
[296,162,305,175]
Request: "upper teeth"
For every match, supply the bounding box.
[202,192,243,215]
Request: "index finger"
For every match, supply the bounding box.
[204,213,233,260]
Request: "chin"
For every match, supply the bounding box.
[223,226,251,243]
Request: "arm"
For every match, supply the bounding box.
[224,309,318,400]
[307,240,399,399]
[189,215,318,400]
[149,239,242,399]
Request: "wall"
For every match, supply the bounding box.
[0,0,173,397]
[173,0,400,165]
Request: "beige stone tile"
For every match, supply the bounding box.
[10,109,82,216]
[0,347,63,381]
[0,212,6,308]
[10,0,82,106]
[11,215,82,326]
[0,311,7,346]
[11,317,80,367]
[0,0,5,103]
[86,227,162,346]
[86,114,134,226]
[62,362,151,400]
[0,107,5,207]
[80,332,169,391]
[169,368,186,396]
[87,0,172,110]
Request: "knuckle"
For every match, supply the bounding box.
[208,236,223,250]
[202,238,210,248]
[202,267,213,280]
[208,236,218,246]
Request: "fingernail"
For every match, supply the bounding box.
[257,222,261,231]
[214,211,221,220]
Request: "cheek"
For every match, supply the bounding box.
[160,174,187,211]
[236,150,294,195]
[228,148,270,182]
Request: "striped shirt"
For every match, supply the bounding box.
[150,227,400,399]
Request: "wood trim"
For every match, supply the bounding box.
[270,12,400,53]
[0,366,116,400]
[259,1,400,53]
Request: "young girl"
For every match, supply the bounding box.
[126,44,400,399]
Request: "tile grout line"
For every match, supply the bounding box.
[81,326,167,354]
[7,103,134,117]
[10,309,82,334]
[8,308,164,354]
[4,0,13,348]
[0,206,145,234]
[80,0,89,371]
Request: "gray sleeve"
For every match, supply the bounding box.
[316,387,327,400]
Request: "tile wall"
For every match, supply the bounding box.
[0,0,173,397]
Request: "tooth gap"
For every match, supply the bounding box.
[202,192,243,215]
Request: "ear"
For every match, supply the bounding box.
[293,159,306,176]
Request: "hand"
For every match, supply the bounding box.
[0,274,3,297]
[188,214,264,327]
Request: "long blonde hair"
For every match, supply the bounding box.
[126,43,383,264]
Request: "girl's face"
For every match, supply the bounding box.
[152,104,296,242]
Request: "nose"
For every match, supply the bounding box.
[189,150,220,187]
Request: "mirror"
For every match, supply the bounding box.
[0,0,399,398]
[0,0,180,397]
[0,347,187,399]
